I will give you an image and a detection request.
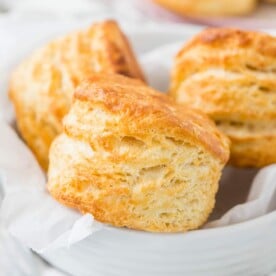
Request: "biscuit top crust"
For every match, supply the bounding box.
[73,74,230,163]
[87,20,145,81]
[180,28,276,56]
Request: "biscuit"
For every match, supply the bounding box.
[47,74,229,232]
[170,28,276,167]
[153,0,256,16]
[9,20,145,170]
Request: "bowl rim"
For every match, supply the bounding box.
[97,208,276,240]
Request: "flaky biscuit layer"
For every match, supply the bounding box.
[48,74,229,232]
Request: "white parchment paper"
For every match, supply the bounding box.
[0,26,276,257]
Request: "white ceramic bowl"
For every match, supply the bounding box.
[42,212,276,276]
[1,19,276,276]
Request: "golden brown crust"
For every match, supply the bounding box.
[153,0,256,16]
[47,74,229,232]
[9,20,145,170]
[170,28,276,167]
[74,74,230,163]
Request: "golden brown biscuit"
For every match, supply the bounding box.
[153,0,257,16]
[170,28,276,167]
[47,74,229,232]
[9,20,145,170]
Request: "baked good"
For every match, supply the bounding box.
[153,0,257,16]
[9,20,145,170]
[170,28,276,167]
[47,74,229,232]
